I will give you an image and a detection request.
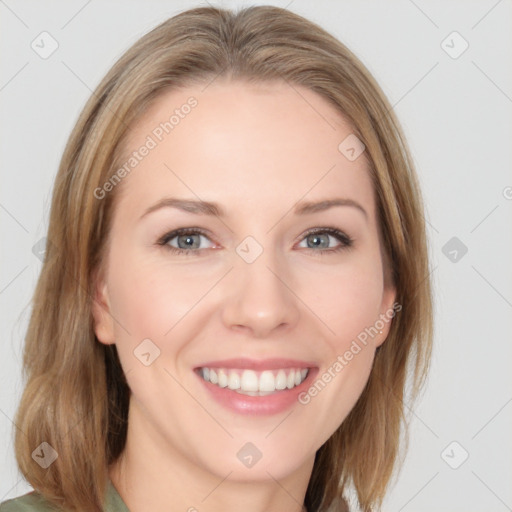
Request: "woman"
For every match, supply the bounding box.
[1,5,433,512]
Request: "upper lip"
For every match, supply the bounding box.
[195,358,317,371]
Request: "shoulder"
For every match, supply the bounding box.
[0,481,128,512]
[0,491,57,511]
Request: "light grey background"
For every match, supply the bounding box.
[1,1,511,511]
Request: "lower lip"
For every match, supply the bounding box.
[195,368,319,415]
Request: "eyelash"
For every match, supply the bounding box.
[156,227,354,257]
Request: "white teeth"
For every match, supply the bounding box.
[259,371,275,392]
[275,370,287,390]
[217,369,228,388]
[240,370,259,392]
[199,367,309,394]
[228,372,241,390]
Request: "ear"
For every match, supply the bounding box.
[374,239,399,347]
[375,283,398,348]
[91,267,116,345]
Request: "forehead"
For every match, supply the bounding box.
[114,80,375,221]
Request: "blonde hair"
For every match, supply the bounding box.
[13,6,433,512]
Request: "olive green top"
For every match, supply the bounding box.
[0,480,129,512]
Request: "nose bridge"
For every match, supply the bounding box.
[220,234,300,336]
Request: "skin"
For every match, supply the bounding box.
[92,79,396,512]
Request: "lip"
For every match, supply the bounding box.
[194,359,319,416]
[195,357,316,371]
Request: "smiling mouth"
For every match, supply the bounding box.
[196,367,310,396]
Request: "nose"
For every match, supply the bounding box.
[220,246,300,339]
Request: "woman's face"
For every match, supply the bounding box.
[93,80,396,481]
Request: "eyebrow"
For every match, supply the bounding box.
[139,197,368,221]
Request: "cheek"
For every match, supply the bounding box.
[332,273,382,338]
[295,266,383,437]
[300,254,385,348]
[107,248,211,340]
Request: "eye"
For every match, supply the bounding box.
[296,227,354,255]
[157,228,215,256]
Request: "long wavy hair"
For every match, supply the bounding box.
[12,5,433,512]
